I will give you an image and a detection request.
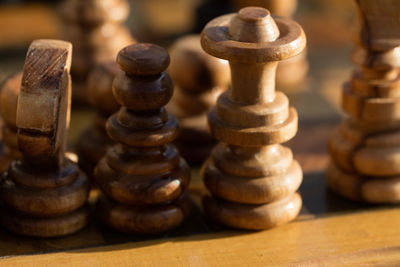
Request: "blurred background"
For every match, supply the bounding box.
[0,0,356,171]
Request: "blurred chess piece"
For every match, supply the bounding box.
[200,7,305,229]
[59,0,135,104]
[94,43,191,234]
[0,39,90,237]
[0,73,22,173]
[168,35,230,164]
[328,0,400,203]
[233,0,308,90]
[76,61,120,179]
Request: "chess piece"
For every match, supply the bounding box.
[94,43,191,234]
[232,0,308,89]
[59,0,135,104]
[168,35,230,164]
[328,0,400,203]
[76,61,121,179]
[0,73,22,173]
[200,7,305,230]
[0,40,90,237]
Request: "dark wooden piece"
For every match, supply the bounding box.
[94,43,191,234]
[0,39,90,237]
[168,35,230,164]
[200,7,306,230]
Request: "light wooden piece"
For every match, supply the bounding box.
[200,7,305,230]
[328,0,400,203]
[94,43,191,234]
[59,0,135,104]
[0,73,22,173]
[168,35,230,164]
[0,39,90,237]
[76,61,121,179]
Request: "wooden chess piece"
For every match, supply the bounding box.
[94,43,191,234]
[0,40,90,237]
[200,7,305,230]
[76,61,121,179]
[327,0,400,203]
[0,73,22,173]
[168,35,230,164]
[232,0,308,89]
[59,0,135,104]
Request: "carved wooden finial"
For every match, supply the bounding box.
[200,7,305,230]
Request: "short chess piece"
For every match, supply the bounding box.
[233,0,308,89]
[168,35,230,164]
[59,0,135,104]
[200,7,306,230]
[0,39,90,237]
[328,1,400,203]
[0,73,22,173]
[94,43,191,234]
[76,61,121,179]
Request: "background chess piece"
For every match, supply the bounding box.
[59,0,135,104]
[76,61,121,179]
[200,7,305,230]
[328,0,400,203]
[0,39,90,237]
[232,0,308,89]
[0,73,22,173]
[94,43,191,234]
[168,35,230,164]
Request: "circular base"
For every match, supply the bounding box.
[0,206,89,238]
[327,162,400,203]
[203,193,302,230]
[98,194,191,234]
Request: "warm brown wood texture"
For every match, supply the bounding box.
[0,39,90,237]
[76,61,121,180]
[0,72,22,173]
[59,0,135,104]
[168,35,230,164]
[200,7,306,230]
[93,43,191,234]
[327,0,400,203]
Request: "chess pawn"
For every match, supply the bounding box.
[168,35,230,164]
[0,40,90,237]
[77,61,120,179]
[0,73,22,173]
[233,0,308,89]
[59,0,135,104]
[327,1,400,203]
[94,43,191,234]
[200,7,306,230]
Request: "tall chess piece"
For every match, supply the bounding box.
[233,0,308,89]
[0,73,22,173]
[168,35,230,164]
[94,43,191,234]
[200,7,305,230]
[59,0,135,104]
[328,1,400,203]
[0,40,90,237]
[76,62,121,179]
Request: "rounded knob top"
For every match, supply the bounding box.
[0,72,21,127]
[117,43,170,76]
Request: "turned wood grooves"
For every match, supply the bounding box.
[200,7,305,230]
[0,73,23,173]
[168,35,230,164]
[0,40,90,237]
[77,61,121,179]
[94,43,191,234]
[327,0,400,203]
[59,0,135,103]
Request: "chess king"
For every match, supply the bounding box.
[200,7,306,230]
[328,0,400,203]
